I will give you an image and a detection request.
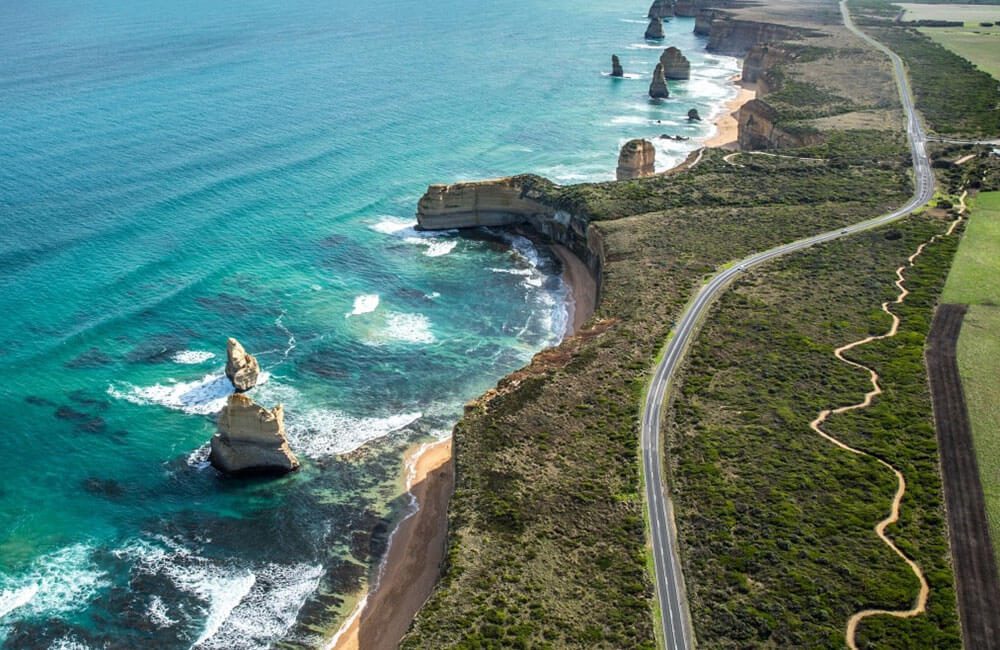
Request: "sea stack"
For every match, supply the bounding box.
[649,63,670,99]
[209,394,300,475]
[645,17,665,40]
[611,55,624,77]
[648,0,674,19]
[660,47,691,80]
[616,139,656,181]
[225,337,260,392]
[688,108,702,121]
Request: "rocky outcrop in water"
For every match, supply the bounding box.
[616,139,656,181]
[649,63,670,99]
[688,108,701,121]
[645,17,665,40]
[209,393,300,475]
[611,54,624,77]
[225,338,260,392]
[648,0,674,19]
[660,47,690,80]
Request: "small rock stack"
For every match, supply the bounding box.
[649,63,670,99]
[645,17,665,40]
[660,47,691,80]
[611,54,624,77]
[210,338,300,476]
[648,0,674,20]
[616,139,656,180]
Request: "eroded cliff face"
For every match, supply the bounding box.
[660,47,691,80]
[705,17,809,56]
[210,394,300,475]
[416,177,605,286]
[737,99,823,150]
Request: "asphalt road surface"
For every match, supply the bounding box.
[640,3,936,647]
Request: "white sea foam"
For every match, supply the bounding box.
[108,373,236,415]
[287,409,422,457]
[191,572,257,647]
[385,313,435,344]
[403,237,457,257]
[172,350,216,365]
[369,216,415,234]
[346,294,379,317]
[186,443,211,469]
[0,544,107,621]
[147,595,177,628]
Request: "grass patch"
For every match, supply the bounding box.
[956,304,1000,559]
[667,213,962,647]
[942,191,1000,304]
[920,25,1000,79]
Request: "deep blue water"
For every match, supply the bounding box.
[0,1,739,646]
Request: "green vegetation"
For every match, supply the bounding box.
[667,213,962,647]
[851,0,1000,135]
[942,191,1000,304]
[920,26,1000,79]
[942,191,1000,559]
[897,3,1000,23]
[956,305,1000,558]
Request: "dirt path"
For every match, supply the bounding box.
[808,211,963,649]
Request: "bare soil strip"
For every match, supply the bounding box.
[809,214,963,649]
[927,303,1000,649]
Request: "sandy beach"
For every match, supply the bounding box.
[703,76,757,149]
[327,245,595,650]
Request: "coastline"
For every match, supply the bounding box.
[703,75,757,149]
[328,438,454,650]
[327,242,594,649]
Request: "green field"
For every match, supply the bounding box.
[942,191,1000,559]
[897,3,1000,22]
[919,26,1000,79]
[942,192,1000,304]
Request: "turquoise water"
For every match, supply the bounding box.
[0,0,739,646]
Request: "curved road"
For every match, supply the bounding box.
[641,3,936,648]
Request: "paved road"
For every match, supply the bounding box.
[640,3,936,648]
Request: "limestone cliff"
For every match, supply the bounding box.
[674,0,699,17]
[648,0,674,20]
[616,139,656,181]
[705,16,811,56]
[611,54,624,78]
[225,337,260,392]
[737,99,824,150]
[649,63,670,99]
[210,394,300,475]
[645,17,665,40]
[742,44,797,95]
[660,47,691,80]
[694,10,718,36]
[415,177,606,289]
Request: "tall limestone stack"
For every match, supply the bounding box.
[225,338,260,392]
[645,17,665,40]
[611,54,624,77]
[660,47,691,80]
[647,0,674,19]
[210,394,300,475]
[616,139,656,180]
[648,63,670,99]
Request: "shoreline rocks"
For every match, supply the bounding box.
[649,63,670,99]
[210,394,300,476]
[611,54,624,77]
[645,17,665,40]
[688,108,702,121]
[225,338,260,392]
[616,139,656,180]
[660,46,691,80]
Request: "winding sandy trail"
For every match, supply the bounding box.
[809,207,964,649]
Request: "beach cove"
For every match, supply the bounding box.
[0,0,747,646]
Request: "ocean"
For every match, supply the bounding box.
[0,0,739,646]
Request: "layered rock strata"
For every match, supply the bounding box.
[649,63,670,98]
[645,17,665,40]
[210,394,300,475]
[674,0,700,17]
[415,176,605,296]
[648,0,674,20]
[705,17,809,56]
[660,47,691,80]
[737,99,823,149]
[225,337,260,392]
[611,54,624,78]
[616,139,657,181]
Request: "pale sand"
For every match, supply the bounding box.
[703,77,757,149]
[329,438,454,650]
[551,243,598,335]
